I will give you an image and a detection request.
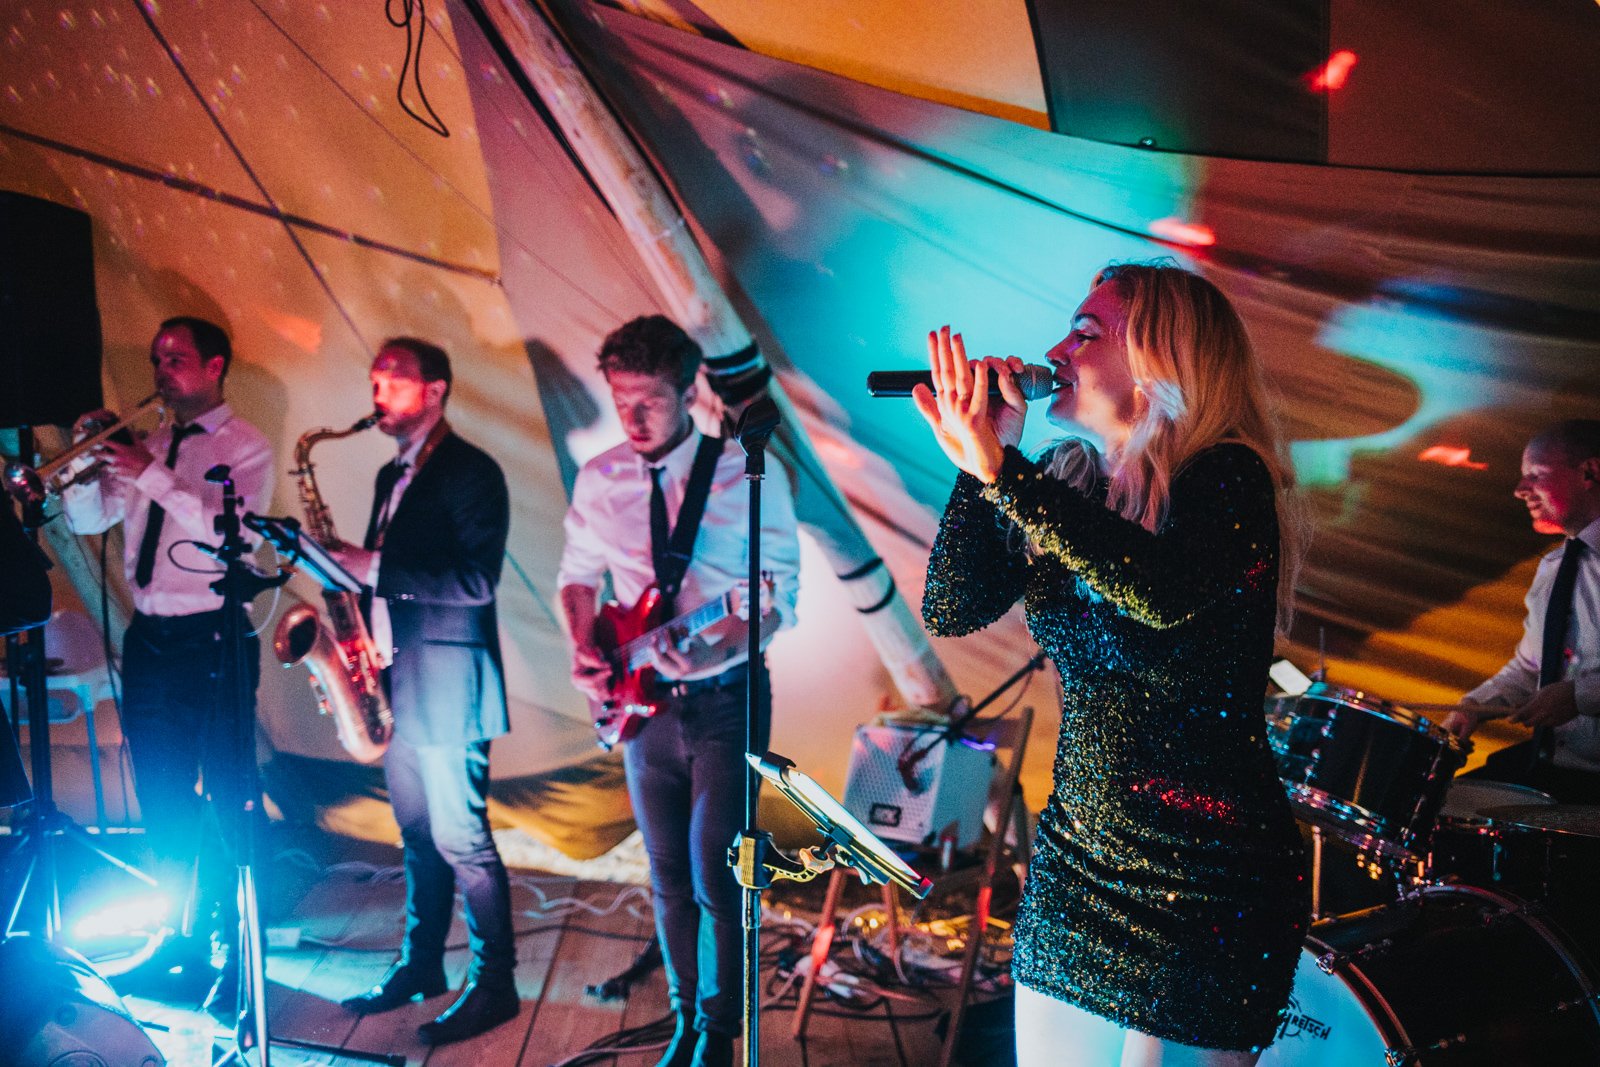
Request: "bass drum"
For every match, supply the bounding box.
[1259,885,1600,1066]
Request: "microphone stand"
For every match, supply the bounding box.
[204,468,400,1067]
[722,400,934,1066]
[895,651,1048,793]
[725,397,780,1067]
[203,463,285,1067]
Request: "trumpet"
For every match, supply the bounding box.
[3,393,166,504]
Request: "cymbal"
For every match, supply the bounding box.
[1477,804,1600,838]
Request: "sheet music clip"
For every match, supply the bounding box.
[743,751,933,898]
[242,512,364,594]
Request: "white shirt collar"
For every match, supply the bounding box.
[637,427,701,479]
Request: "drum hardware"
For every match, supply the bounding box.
[1262,884,1600,1066]
[1313,934,1399,975]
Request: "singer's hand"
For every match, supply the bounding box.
[911,327,1025,483]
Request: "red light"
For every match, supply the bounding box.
[258,309,324,353]
[1417,445,1488,471]
[1308,50,1358,92]
[1149,217,1216,247]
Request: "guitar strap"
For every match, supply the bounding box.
[655,433,726,615]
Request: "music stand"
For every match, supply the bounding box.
[242,513,363,594]
[744,752,933,899]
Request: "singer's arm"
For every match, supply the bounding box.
[982,443,1276,630]
[923,472,1027,637]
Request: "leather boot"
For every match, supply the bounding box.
[417,976,519,1044]
[691,1029,735,1067]
[652,1013,697,1067]
[340,959,449,1015]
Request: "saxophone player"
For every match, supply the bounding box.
[62,317,273,997]
[329,338,519,1045]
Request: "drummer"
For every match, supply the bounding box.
[1444,419,1600,803]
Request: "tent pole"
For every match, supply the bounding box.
[472,0,956,711]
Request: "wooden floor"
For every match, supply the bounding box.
[122,856,959,1067]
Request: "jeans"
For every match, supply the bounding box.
[623,666,770,1036]
[383,735,516,980]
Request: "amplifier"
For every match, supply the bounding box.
[842,723,995,849]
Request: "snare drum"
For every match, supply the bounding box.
[1259,885,1600,1066]
[1267,684,1466,861]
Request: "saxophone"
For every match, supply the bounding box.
[273,414,395,763]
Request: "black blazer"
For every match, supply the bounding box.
[372,430,510,745]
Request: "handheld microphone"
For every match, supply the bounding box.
[867,364,1055,400]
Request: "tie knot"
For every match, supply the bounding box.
[173,422,206,439]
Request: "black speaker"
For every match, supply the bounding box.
[0,935,164,1067]
[0,193,104,429]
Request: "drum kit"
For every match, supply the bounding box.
[1258,682,1600,1066]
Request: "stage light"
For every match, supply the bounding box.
[64,890,173,978]
[71,890,172,943]
[1149,217,1216,247]
[1308,50,1359,92]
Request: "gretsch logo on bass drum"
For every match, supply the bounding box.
[1275,996,1332,1042]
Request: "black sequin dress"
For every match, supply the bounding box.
[924,442,1309,1051]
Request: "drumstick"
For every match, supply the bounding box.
[1396,701,1528,720]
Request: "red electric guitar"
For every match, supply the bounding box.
[591,573,773,750]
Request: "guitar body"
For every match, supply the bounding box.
[592,586,666,749]
[589,575,769,750]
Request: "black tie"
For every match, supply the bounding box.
[649,466,674,611]
[134,422,206,587]
[1541,538,1585,686]
[1533,537,1585,760]
[364,460,408,552]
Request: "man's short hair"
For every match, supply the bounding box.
[1534,419,1600,467]
[597,315,701,392]
[158,316,232,378]
[380,336,453,402]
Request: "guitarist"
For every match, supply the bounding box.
[558,316,800,1067]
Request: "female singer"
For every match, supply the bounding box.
[916,262,1309,1066]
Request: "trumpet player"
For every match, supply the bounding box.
[62,316,273,996]
[328,338,518,1045]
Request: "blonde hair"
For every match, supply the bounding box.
[1092,262,1302,632]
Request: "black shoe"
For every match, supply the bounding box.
[652,1014,697,1067]
[691,1030,734,1067]
[340,960,449,1015]
[417,978,519,1045]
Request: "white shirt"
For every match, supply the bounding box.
[63,403,273,617]
[558,430,801,680]
[366,431,428,666]
[1466,517,1600,771]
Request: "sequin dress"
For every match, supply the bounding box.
[924,442,1309,1051]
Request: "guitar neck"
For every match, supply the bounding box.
[617,592,733,673]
